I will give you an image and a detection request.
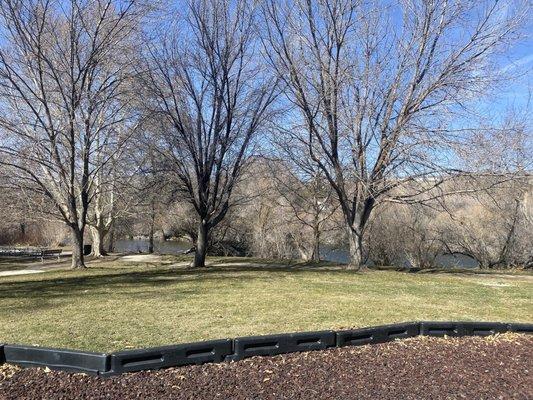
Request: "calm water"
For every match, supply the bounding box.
[115,239,478,268]
[115,239,191,254]
[320,247,477,268]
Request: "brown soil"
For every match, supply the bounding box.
[1,334,531,400]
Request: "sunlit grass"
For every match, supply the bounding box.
[0,256,531,352]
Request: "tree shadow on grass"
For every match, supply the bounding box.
[0,260,357,305]
[3,259,502,310]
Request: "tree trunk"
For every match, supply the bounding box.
[311,225,321,262]
[90,226,107,257]
[108,223,115,253]
[191,221,208,268]
[148,223,154,254]
[148,201,155,254]
[347,228,364,270]
[71,227,86,269]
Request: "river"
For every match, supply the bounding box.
[115,239,478,268]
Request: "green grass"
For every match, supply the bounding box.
[0,256,531,352]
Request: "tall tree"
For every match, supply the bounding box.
[0,0,145,267]
[263,0,529,269]
[88,122,140,257]
[142,0,278,268]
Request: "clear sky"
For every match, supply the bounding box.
[493,36,532,114]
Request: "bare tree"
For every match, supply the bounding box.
[442,179,532,269]
[0,0,145,267]
[138,144,170,254]
[88,162,119,257]
[141,0,278,268]
[262,0,529,269]
[87,133,137,257]
[268,150,337,261]
[283,170,335,261]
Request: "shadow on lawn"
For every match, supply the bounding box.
[0,260,353,307]
[1,257,517,310]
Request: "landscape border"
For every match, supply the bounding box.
[1,321,531,377]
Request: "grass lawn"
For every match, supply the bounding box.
[0,255,531,352]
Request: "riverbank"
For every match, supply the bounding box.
[113,238,482,267]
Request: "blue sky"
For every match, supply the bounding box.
[493,36,533,113]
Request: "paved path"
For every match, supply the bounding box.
[0,262,70,277]
[0,269,46,277]
[0,252,73,277]
[0,253,161,277]
[120,254,162,263]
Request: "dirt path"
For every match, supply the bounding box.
[1,334,531,400]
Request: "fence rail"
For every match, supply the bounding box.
[1,321,531,377]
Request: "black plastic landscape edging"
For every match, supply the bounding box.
[228,330,336,362]
[2,344,108,375]
[0,321,531,377]
[336,322,420,347]
[104,339,233,376]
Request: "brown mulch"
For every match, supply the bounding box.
[1,334,532,400]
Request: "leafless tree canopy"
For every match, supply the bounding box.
[261,0,529,268]
[0,0,145,267]
[0,0,530,271]
[140,0,278,267]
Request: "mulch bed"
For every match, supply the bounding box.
[1,334,532,400]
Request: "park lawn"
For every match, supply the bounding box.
[0,256,531,352]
